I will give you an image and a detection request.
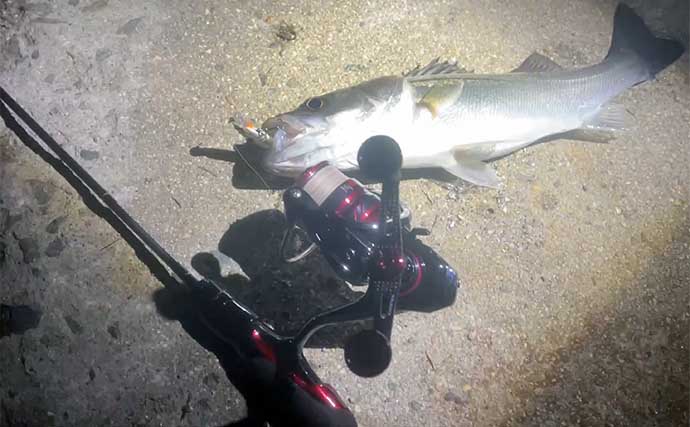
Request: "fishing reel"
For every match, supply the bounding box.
[281,143,459,314]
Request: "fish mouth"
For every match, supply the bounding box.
[262,116,307,148]
[259,114,330,177]
[262,114,329,148]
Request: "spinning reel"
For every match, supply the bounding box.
[281,141,459,315]
[277,135,459,376]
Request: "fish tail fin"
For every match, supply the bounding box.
[606,3,685,79]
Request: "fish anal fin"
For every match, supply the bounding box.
[590,102,632,132]
[558,129,615,144]
[453,142,497,162]
[561,102,632,143]
[445,152,500,188]
[512,52,564,73]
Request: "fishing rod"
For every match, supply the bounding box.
[0,87,195,286]
[0,86,459,426]
[0,86,358,426]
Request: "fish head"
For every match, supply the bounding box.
[260,76,409,176]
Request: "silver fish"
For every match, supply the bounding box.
[236,4,684,187]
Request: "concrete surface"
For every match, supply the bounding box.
[1,0,688,426]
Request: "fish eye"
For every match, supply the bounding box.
[305,97,324,111]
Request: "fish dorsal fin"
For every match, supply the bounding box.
[512,52,563,73]
[405,57,469,79]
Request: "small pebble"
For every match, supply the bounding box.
[203,373,219,387]
[344,63,366,72]
[0,208,9,235]
[409,400,422,411]
[29,180,52,205]
[443,390,468,405]
[82,0,108,13]
[276,21,297,41]
[116,17,143,36]
[18,237,40,263]
[46,216,66,234]
[197,398,211,410]
[45,238,65,257]
[79,149,100,161]
[107,322,121,340]
[64,315,83,335]
[95,48,111,62]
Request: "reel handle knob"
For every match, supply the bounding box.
[357,135,403,182]
[344,329,392,378]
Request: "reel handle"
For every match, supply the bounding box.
[344,136,404,377]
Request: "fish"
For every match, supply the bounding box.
[233,4,685,188]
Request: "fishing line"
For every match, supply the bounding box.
[232,142,272,192]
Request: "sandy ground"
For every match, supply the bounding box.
[1,0,688,426]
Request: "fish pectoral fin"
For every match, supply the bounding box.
[512,52,564,73]
[560,102,633,143]
[417,83,465,118]
[404,57,470,79]
[444,157,500,188]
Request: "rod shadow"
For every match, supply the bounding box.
[151,209,370,426]
[1,98,280,427]
[2,98,359,426]
[189,208,368,347]
[149,211,369,427]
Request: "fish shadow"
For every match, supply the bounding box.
[190,142,460,190]
[190,143,292,190]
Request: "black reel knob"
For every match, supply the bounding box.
[357,135,403,182]
[344,329,392,378]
